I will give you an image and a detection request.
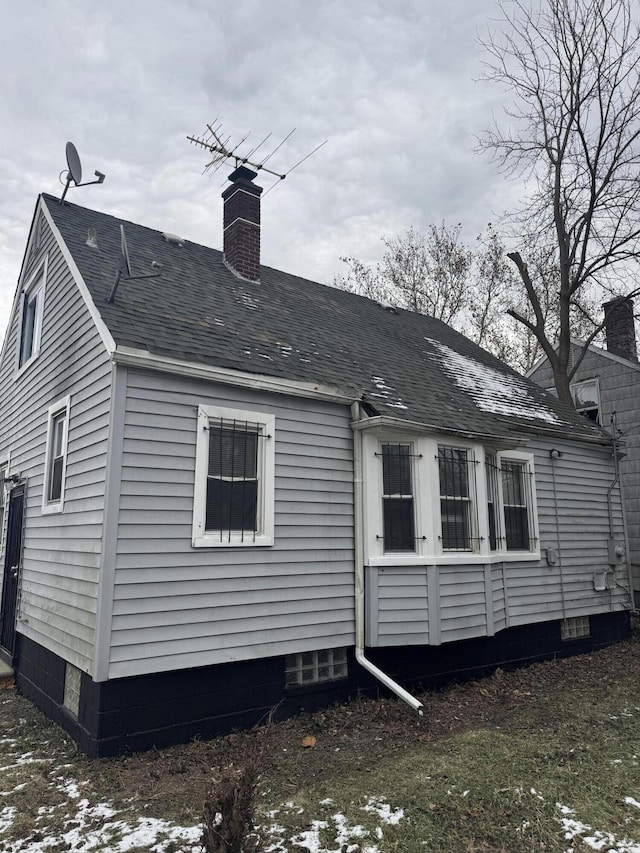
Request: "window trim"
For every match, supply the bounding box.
[570,378,601,424]
[192,404,275,548]
[437,444,479,553]
[0,451,9,563]
[363,430,540,566]
[16,257,47,376]
[495,450,540,558]
[42,395,71,515]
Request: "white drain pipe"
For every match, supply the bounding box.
[351,402,424,715]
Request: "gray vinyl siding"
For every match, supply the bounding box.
[0,214,111,673]
[368,436,630,647]
[530,345,640,597]
[108,369,354,678]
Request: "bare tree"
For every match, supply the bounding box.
[333,224,542,369]
[335,225,472,324]
[481,0,640,403]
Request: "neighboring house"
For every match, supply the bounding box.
[0,168,632,756]
[528,298,640,602]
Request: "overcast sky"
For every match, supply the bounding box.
[0,0,523,342]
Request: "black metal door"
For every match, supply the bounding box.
[0,485,25,655]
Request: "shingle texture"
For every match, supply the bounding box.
[43,193,607,442]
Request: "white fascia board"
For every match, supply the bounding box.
[40,199,116,357]
[0,197,43,366]
[112,346,359,404]
[351,414,528,446]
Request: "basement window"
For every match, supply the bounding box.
[561,616,590,640]
[63,663,81,718]
[285,648,348,687]
[192,405,275,547]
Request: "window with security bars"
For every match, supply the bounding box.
[501,460,534,550]
[438,446,476,550]
[285,648,348,687]
[485,453,501,551]
[381,443,416,551]
[206,419,261,540]
[193,406,275,548]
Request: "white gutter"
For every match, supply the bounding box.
[351,401,424,716]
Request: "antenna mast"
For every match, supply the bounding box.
[188,123,286,181]
[187,121,326,189]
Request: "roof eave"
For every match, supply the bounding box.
[112,345,360,404]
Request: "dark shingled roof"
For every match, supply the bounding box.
[43,193,607,443]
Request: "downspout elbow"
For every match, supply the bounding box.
[351,401,424,717]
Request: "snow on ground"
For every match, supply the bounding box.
[426,338,561,424]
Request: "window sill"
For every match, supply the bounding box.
[41,501,64,515]
[192,533,273,548]
[15,353,40,380]
[368,550,541,567]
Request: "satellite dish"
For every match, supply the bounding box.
[66,141,82,185]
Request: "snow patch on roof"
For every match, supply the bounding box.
[426,339,560,425]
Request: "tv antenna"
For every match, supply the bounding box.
[59,142,106,204]
[187,121,327,194]
[107,224,162,304]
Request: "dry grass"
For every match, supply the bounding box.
[0,636,639,850]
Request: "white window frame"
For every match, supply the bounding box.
[42,395,71,515]
[363,430,431,565]
[16,257,47,376]
[192,404,275,548]
[570,378,601,424]
[363,430,540,566]
[437,443,481,555]
[495,450,540,559]
[0,451,9,563]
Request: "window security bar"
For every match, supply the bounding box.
[206,418,267,544]
[374,451,423,458]
[376,534,427,541]
[438,446,478,551]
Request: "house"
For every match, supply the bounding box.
[0,166,632,756]
[528,297,640,603]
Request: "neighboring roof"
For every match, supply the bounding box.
[528,338,640,380]
[41,193,607,443]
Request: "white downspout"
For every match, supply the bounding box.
[351,402,424,715]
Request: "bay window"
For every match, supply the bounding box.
[365,430,539,565]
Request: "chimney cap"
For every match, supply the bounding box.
[228,165,258,184]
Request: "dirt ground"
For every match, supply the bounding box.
[101,634,640,824]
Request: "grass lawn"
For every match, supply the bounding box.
[1,634,640,852]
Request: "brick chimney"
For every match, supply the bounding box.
[603,296,638,362]
[222,165,262,282]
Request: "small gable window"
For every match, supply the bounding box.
[570,379,600,424]
[193,405,275,547]
[18,262,47,372]
[42,396,70,514]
